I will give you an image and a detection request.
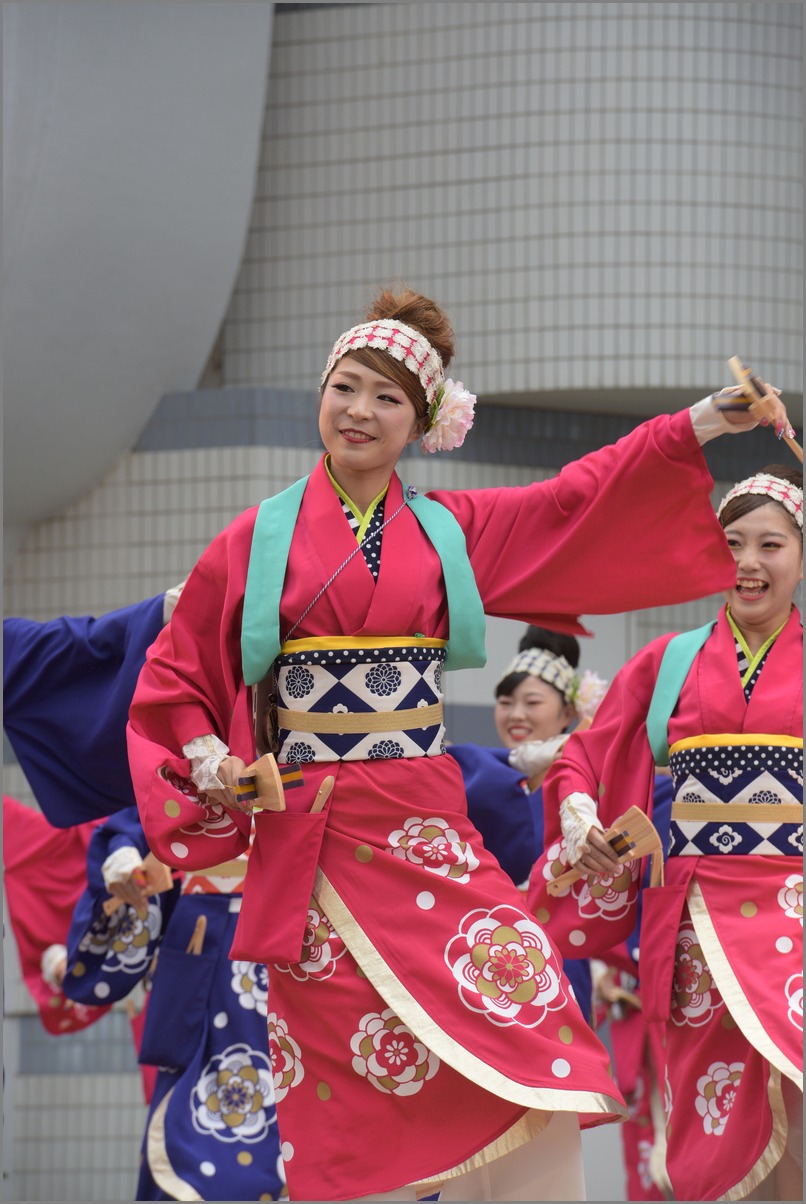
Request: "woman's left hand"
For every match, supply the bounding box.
[715,382,795,438]
[575,826,620,878]
[209,755,253,814]
[107,870,151,916]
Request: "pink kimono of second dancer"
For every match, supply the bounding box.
[528,465,803,1201]
[126,286,791,1202]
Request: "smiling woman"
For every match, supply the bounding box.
[127,285,797,1203]
[318,361,424,513]
[718,466,803,653]
[529,464,803,1201]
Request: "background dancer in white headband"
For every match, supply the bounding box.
[530,464,803,1201]
[127,285,794,1201]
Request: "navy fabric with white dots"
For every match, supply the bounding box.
[735,637,771,702]
[340,497,385,579]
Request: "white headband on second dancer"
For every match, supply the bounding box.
[717,473,803,528]
[497,648,578,702]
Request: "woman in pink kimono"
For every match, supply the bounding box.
[127,286,791,1202]
[528,466,803,1200]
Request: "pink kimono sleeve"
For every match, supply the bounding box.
[126,511,258,868]
[430,408,735,624]
[526,637,672,957]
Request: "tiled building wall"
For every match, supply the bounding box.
[3,3,801,1200]
[223,1,802,400]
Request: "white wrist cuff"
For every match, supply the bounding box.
[101,846,144,888]
[689,394,755,444]
[40,943,68,991]
[183,734,230,791]
[508,734,568,778]
[162,579,186,623]
[559,792,604,862]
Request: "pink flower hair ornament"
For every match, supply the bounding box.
[421,378,476,454]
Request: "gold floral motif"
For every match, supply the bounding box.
[350,1008,438,1096]
[671,926,721,1028]
[446,904,564,1026]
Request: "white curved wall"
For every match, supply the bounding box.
[3,1,274,558]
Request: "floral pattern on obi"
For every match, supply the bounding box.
[192,1042,276,1143]
[267,1014,305,1102]
[386,816,479,883]
[668,741,803,858]
[230,962,269,1014]
[445,904,565,1026]
[778,874,803,925]
[350,1009,439,1096]
[80,901,162,978]
[275,900,347,982]
[274,645,446,762]
[694,1060,743,1136]
[671,926,722,1028]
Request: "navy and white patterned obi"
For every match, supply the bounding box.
[275,643,447,763]
[668,736,803,858]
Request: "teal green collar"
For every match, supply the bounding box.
[241,474,487,685]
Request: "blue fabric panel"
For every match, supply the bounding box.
[3,595,166,825]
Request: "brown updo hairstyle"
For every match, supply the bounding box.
[719,464,803,538]
[325,287,455,424]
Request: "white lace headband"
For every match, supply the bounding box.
[497,648,578,702]
[717,473,803,529]
[497,648,610,720]
[321,319,476,453]
[322,319,444,408]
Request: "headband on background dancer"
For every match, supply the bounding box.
[497,648,609,723]
[717,473,803,529]
[322,319,476,453]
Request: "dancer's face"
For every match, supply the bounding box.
[722,503,803,638]
[319,358,422,502]
[494,677,575,748]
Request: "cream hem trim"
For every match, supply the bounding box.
[719,1066,789,1201]
[315,869,627,1117]
[688,879,803,1089]
[146,1086,203,1201]
[411,1108,551,1188]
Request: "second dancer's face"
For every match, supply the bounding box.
[494,677,575,748]
[722,503,803,638]
[319,358,423,498]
